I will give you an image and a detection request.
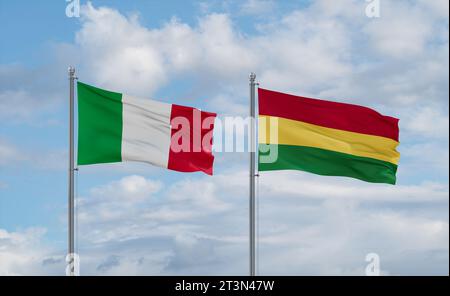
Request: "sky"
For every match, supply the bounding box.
[0,0,448,275]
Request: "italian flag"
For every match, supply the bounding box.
[258,88,400,184]
[77,82,216,175]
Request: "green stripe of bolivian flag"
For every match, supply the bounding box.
[259,144,398,184]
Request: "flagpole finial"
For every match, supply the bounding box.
[68,66,75,77]
[249,72,256,81]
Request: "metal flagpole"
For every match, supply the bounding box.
[68,66,76,276]
[249,72,257,276]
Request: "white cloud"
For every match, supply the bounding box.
[0,227,63,276]
[74,0,448,115]
[76,4,255,97]
[401,106,449,140]
[364,1,433,59]
[417,0,449,19]
[2,168,448,275]
[167,178,231,211]
[258,171,449,202]
[74,2,356,105]
[0,64,67,124]
[401,142,449,174]
[257,206,449,275]
[240,0,275,16]
[77,175,162,226]
[208,94,247,116]
[0,138,66,170]
[0,90,38,121]
[0,140,24,166]
[3,0,447,123]
[76,4,167,96]
[90,175,162,203]
[70,171,448,275]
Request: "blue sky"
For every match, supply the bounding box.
[0,0,448,275]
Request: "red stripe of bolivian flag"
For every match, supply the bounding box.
[258,88,400,184]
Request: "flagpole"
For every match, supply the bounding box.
[249,72,257,276]
[68,66,76,276]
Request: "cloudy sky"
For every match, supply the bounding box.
[0,0,448,275]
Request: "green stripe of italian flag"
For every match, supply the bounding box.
[77,82,216,175]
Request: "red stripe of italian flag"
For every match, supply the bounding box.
[258,88,400,184]
[77,82,216,175]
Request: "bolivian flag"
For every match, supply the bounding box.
[258,88,400,184]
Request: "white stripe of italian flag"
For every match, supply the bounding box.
[77,82,216,175]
